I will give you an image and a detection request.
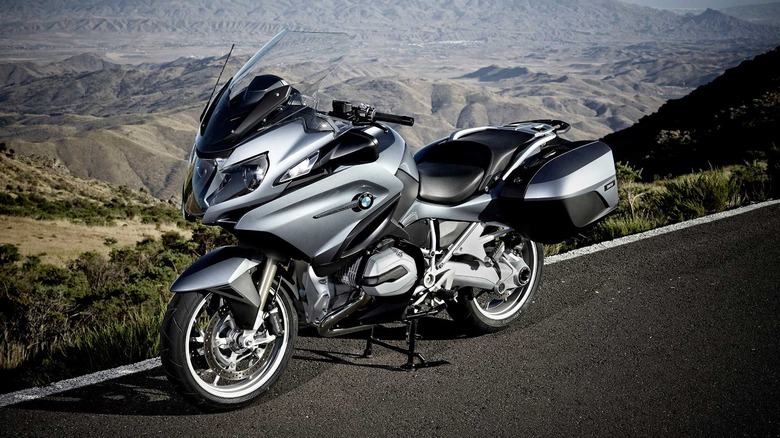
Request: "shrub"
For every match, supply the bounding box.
[768,144,780,198]
[0,243,20,266]
[731,161,771,204]
[656,169,739,222]
[0,190,181,226]
[0,229,203,392]
[545,161,772,256]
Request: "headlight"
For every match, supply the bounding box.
[278,151,319,183]
[207,154,269,205]
[182,153,218,219]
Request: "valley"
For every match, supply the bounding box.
[0,0,778,198]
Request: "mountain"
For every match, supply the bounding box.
[721,2,780,27]
[0,0,778,64]
[0,53,237,199]
[680,8,771,36]
[603,46,780,178]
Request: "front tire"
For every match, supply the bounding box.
[447,237,543,334]
[160,288,297,411]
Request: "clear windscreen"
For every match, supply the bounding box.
[230,30,351,111]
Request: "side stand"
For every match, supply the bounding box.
[362,319,448,370]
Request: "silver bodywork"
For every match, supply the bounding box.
[236,159,403,263]
[174,117,618,329]
[171,247,262,307]
[173,32,619,329]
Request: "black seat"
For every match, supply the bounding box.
[457,129,536,182]
[417,162,484,204]
[414,128,537,204]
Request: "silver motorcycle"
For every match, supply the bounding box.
[161,30,618,410]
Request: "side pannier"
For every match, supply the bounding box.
[498,140,618,244]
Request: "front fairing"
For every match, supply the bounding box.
[183,111,340,221]
[183,30,352,219]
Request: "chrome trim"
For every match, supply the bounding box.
[449,126,490,141]
[501,133,557,180]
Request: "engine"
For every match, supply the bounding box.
[301,243,418,325]
[337,244,418,297]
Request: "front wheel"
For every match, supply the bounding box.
[160,288,297,411]
[447,237,543,335]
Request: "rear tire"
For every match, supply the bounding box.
[160,287,297,411]
[447,238,543,334]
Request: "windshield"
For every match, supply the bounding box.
[230,30,350,108]
[197,29,351,155]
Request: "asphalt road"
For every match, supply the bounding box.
[2,204,779,437]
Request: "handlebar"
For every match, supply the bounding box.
[374,112,415,126]
[330,100,415,127]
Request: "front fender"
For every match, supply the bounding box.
[171,246,263,308]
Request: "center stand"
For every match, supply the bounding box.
[362,319,448,370]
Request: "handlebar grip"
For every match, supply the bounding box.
[374,112,415,126]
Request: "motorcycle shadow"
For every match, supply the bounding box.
[5,317,468,416]
[293,315,468,371]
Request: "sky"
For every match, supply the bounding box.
[620,0,779,9]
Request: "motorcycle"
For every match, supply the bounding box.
[160,29,618,410]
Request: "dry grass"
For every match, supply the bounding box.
[0,215,189,265]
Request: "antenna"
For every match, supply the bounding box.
[200,44,235,122]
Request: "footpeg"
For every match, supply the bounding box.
[434,289,457,301]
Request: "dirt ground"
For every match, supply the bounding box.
[0,215,189,266]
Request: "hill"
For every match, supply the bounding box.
[0,48,676,197]
[603,45,780,179]
[0,148,182,264]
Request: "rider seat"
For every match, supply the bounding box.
[415,129,537,205]
[417,162,484,204]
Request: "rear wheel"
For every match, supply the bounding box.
[160,287,297,411]
[447,237,543,334]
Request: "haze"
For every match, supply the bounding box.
[620,0,779,9]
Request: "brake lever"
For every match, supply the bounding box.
[330,100,377,125]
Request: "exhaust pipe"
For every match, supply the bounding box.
[317,291,373,338]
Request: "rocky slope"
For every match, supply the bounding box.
[603,45,780,178]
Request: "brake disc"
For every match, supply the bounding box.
[203,306,274,381]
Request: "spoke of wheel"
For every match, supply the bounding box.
[235,350,254,365]
[225,352,238,371]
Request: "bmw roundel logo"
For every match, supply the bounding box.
[357,192,375,210]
